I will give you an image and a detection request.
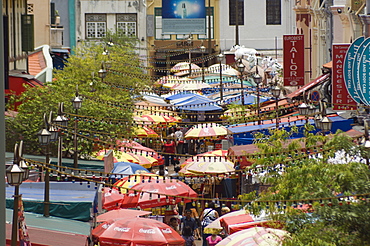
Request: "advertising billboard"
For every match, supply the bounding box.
[283,35,305,86]
[162,0,206,34]
[332,44,356,110]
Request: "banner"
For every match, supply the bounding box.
[18,196,32,246]
[162,0,206,34]
[283,35,305,86]
[332,44,356,110]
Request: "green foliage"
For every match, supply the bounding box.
[6,38,150,158]
[241,128,370,244]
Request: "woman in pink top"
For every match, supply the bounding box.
[206,233,222,246]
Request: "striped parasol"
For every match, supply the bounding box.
[113,174,163,194]
[185,123,232,138]
[180,156,235,175]
[181,150,228,168]
[133,126,159,137]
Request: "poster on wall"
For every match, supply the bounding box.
[162,0,206,34]
[332,44,356,110]
[283,35,305,86]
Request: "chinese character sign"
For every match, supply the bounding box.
[283,35,305,86]
[332,44,356,110]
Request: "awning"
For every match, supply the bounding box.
[286,73,330,98]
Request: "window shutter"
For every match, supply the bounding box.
[21,15,34,52]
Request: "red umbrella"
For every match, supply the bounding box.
[96,209,152,222]
[92,217,185,246]
[102,187,125,211]
[120,179,198,209]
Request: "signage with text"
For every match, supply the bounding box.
[283,35,305,86]
[162,0,206,34]
[332,44,356,110]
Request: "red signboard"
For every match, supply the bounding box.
[283,35,305,86]
[332,44,357,110]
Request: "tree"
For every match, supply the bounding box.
[240,129,370,245]
[6,36,152,158]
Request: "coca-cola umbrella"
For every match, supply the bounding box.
[102,187,125,211]
[120,178,198,209]
[92,217,185,246]
[113,174,164,194]
[96,209,152,222]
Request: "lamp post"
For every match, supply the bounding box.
[271,85,281,129]
[72,88,83,168]
[6,142,28,246]
[253,73,262,125]
[38,113,56,218]
[363,120,370,167]
[218,53,224,100]
[98,63,107,83]
[53,103,69,171]
[314,101,333,134]
[200,45,206,83]
[187,36,192,76]
[236,59,245,105]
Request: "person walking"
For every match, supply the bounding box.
[206,233,222,246]
[180,209,198,237]
[161,135,176,175]
[182,226,196,246]
[175,127,184,154]
[200,202,219,246]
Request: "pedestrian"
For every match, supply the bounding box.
[180,209,198,237]
[175,127,184,154]
[161,136,176,171]
[206,233,222,246]
[200,202,219,246]
[169,217,180,234]
[182,226,196,246]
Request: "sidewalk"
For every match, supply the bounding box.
[5,209,89,246]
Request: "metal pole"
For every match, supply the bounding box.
[201,51,205,83]
[11,186,19,246]
[275,97,279,128]
[0,1,6,243]
[240,76,244,106]
[12,185,19,246]
[235,0,239,45]
[220,59,223,100]
[257,84,260,125]
[208,0,212,54]
[74,108,78,168]
[58,135,62,172]
[188,47,192,76]
[44,144,50,217]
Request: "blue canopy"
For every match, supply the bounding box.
[224,94,271,105]
[177,104,223,111]
[164,92,199,100]
[171,94,210,104]
[175,97,214,106]
[110,162,149,178]
[228,116,354,145]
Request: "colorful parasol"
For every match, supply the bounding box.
[120,178,197,209]
[133,126,159,137]
[185,123,232,138]
[92,217,185,246]
[217,227,288,246]
[180,156,235,175]
[181,150,228,168]
[140,114,169,123]
[96,209,152,222]
[171,62,200,72]
[113,174,163,194]
[204,209,249,234]
[171,82,211,90]
[101,187,125,211]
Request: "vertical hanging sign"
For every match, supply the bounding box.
[332,44,356,110]
[283,35,305,86]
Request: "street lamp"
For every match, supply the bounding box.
[72,88,82,168]
[253,73,262,125]
[236,59,245,106]
[200,45,206,83]
[271,85,281,129]
[98,63,107,83]
[38,114,52,217]
[218,53,224,100]
[314,101,333,134]
[187,36,192,76]
[7,142,29,246]
[54,103,69,171]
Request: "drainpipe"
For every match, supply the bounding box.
[360,0,370,37]
[13,0,16,70]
